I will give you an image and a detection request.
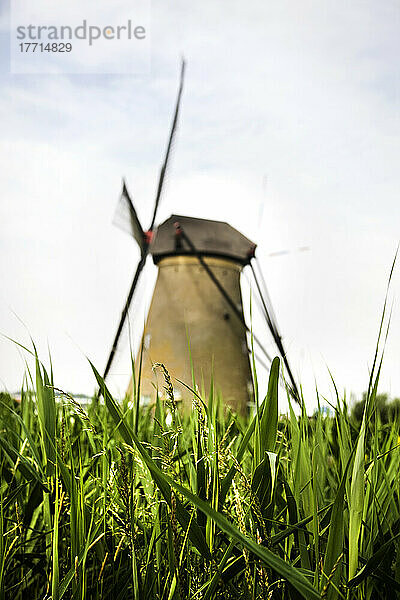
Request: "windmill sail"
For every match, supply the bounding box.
[113,180,146,254]
[102,60,186,385]
[250,259,300,402]
[150,59,186,231]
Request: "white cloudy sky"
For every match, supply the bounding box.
[0,1,399,409]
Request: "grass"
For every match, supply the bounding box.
[1,340,400,600]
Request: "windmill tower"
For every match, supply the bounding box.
[136,215,256,412]
[101,61,299,412]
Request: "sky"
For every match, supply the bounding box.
[0,1,399,410]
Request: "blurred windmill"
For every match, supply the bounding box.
[102,60,300,412]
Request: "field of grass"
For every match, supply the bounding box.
[1,335,400,599]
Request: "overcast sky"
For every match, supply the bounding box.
[0,1,399,409]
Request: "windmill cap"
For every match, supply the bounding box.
[150,214,256,265]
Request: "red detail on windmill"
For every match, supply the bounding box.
[144,230,154,245]
[174,221,182,237]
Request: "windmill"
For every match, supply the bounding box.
[103,60,299,412]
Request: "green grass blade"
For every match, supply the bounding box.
[348,531,400,588]
[90,361,211,560]
[259,356,279,455]
[161,471,321,600]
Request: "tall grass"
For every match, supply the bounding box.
[1,342,400,598]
